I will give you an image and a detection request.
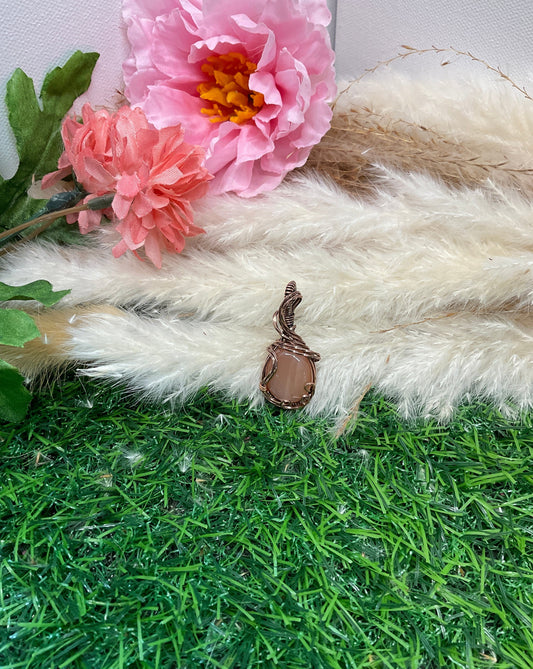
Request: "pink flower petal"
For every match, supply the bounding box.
[111,238,129,259]
[112,193,133,220]
[250,71,282,108]
[294,0,331,26]
[143,231,163,268]
[42,102,211,267]
[116,173,141,199]
[210,160,254,195]
[139,87,210,143]
[189,35,243,63]
[133,190,169,216]
[204,126,240,173]
[41,166,72,190]
[82,156,116,191]
[151,15,203,81]
[77,208,103,234]
[234,123,274,164]
[122,0,336,196]
[123,0,183,22]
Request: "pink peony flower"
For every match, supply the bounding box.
[122,0,336,197]
[42,104,212,267]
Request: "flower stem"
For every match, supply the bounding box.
[0,219,58,257]
[0,204,85,242]
[0,193,115,244]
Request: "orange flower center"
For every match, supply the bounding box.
[197,52,265,125]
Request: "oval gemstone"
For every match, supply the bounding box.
[264,347,316,407]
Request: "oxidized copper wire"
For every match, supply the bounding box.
[260,281,320,409]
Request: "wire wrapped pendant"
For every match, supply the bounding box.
[260,281,320,409]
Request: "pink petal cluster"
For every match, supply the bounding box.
[43,104,212,267]
[122,0,336,197]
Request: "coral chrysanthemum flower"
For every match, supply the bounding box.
[42,104,212,267]
[122,0,336,197]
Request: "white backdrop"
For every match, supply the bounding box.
[334,0,533,82]
[0,0,127,179]
[1,0,533,178]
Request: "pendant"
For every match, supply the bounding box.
[260,281,320,409]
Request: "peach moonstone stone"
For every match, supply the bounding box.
[263,346,316,405]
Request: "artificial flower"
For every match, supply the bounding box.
[42,104,212,267]
[122,0,336,197]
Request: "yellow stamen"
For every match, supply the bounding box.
[197,52,264,124]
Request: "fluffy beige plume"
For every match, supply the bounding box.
[4,159,533,423]
[5,68,533,423]
[304,70,533,195]
[1,305,125,378]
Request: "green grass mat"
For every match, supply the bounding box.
[1,379,532,668]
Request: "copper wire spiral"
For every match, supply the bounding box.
[272,282,320,361]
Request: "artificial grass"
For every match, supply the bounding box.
[0,379,532,669]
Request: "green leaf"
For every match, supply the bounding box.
[0,279,70,306]
[0,51,99,230]
[0,281,69,421]
[0,359,31,422]
[41,52,99,117]
[0,309,40,347]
